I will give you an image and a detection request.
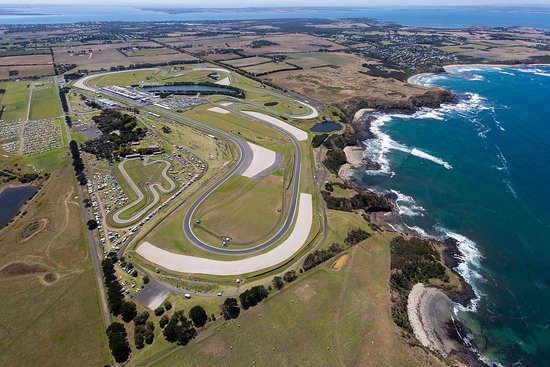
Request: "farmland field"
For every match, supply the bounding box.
[223,56,271,68]
[0,80,31,121]
[242,62,297,75]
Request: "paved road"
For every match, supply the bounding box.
[112,156,176,225]
[74,68,314,256]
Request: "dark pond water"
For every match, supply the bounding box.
[0,186,38,228]
[143,84,240,96]
[310,122,341,132]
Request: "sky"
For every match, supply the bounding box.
[9,0,550,6]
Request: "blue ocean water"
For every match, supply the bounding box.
[0,5,549,29]
[355,66,550,366]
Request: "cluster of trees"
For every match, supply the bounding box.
[322,148,347,173]
[344,228,370,246]
[324,181,351,192]
[104,59,197,73]
[311,133,329,148]
[303,243,343,271]
[389,236,449,332]
[69,140,87,185]
[239,285,268,310]
[250,39,279,48]
[134,312,155,349]
[58,86,69,114]
[101,256,137,322]
[106,322,131,363]
[321,190,391,213]
[82,109,146,160]
[272,270,298,291]
[162,310,197,346]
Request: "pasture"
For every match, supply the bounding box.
[0,166,110,366]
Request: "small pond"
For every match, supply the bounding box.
[0,185,38,228]
[310,121,341,132]
[143,84,241,97]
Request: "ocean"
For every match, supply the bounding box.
[355,66,550,366]
[0,5,549,29]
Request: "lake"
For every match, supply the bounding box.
[0,185,38,228]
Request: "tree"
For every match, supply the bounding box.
[143,276,150,284]
[163,301,172,310]
[239,285,268,310]
[131,269,138,277]
[106,322,130,363]
[221,298,240,320]
[154,307,165,316]
[159,314,169,328]
[134,311,149,326]
[283,270,297,283]
[163,311,197,345]
[189,305,207,327]
[134,324,146,349]
[120,301,137,322]
[272,276,284,290]
[87,219,98,230]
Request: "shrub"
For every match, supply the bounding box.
[283,270,297,283]
[272,276,284,290]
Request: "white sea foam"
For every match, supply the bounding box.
[499,71,516,76]
[514,67,550,78]
[410,148,453,169]
[436,227,483,312]
[391,189,427,217]
[363,113,454,175]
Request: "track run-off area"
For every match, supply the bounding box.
[75,65,321,276]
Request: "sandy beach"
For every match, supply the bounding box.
[407,283,462,357]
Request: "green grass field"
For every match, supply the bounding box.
[0,166,110,366]
[0,80,31,121]
[193,174,287,245]
[130,234,446,367]
[29,81,62,120]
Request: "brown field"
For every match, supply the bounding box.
[0,64,54,79]
[171,33,346,57]
[0,54,53,66]
[0,166,110,366]
[223,55,272,67]
[53,42,198,72]
[231,34,348,56]
[201,52,242,61]
[262,53,433,105]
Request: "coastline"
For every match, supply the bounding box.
[336,85,485,365]
[407,63,550,84]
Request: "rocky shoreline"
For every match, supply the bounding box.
[332,84,486,366]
